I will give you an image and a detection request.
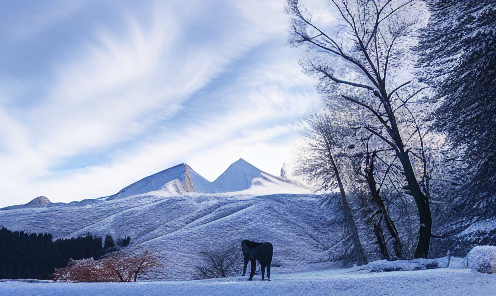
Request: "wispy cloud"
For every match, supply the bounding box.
[0,0,320,207]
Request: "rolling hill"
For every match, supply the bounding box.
[0,159,337,280]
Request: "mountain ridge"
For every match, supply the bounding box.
[1,158,308,209]
[106,158,305,200]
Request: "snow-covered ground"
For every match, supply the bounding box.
[1,266,495,296]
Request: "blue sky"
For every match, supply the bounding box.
[0,0,323,207]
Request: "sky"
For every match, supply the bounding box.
[0,0,327,207]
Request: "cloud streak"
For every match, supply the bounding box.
[0,0,320,207]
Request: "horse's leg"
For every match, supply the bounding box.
[248,260,256,280]
[267,265,270,280]
[261,264,266,280]
[242,257,249,276]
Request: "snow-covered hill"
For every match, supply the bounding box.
[213,158,265,192]
[0,159,320,280]
[0,193,342,280]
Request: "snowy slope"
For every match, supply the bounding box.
[239,172,311,195]
[212,158,309,195]
[106,164,218,200]
[0,192,341,280]
[1,263,496,296]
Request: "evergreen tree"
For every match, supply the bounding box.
[0,227,129,279]
[417,2,496,219]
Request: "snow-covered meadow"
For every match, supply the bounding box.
[1,265,495,296]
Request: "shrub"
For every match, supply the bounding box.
[467,246,496,273]
[54,250,160,282]
[195,244,241,279]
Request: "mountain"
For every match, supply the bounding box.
[214,158,310,195]
[213,158,265,192]
[106,163,218,200]
[25,196,51,207]
[106,159,309,200]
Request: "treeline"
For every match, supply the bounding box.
[0,227,130,279]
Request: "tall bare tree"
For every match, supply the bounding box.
[287,0,432,257]
[296,111,368,266]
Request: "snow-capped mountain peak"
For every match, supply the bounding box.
[213,158,265,192]
[106,163,217,200]
[104,158,309,200]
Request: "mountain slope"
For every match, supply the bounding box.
[213,158,310,195]
[212,158,272,192]
[0,193,343,280]
[107,164,218,200]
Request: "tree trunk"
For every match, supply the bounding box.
[365,152,404,259]
[329,153,368,266]
[373,220,389,260]
[381,88,431,258]
[398,151,432,258]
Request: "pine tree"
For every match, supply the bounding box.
[417,2,496,219]
[0,227,124,279]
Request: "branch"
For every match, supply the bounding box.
[388,81,411,100]
[341,95,390,128]
[364,126,398,154]
[378,1,413,24]
[378,155,399,192]
[392,87,427,113]
[313,64,375,91]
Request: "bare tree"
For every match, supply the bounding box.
[296,111,368,266]
[287,0,432,258]
[53,250,160,282]
[53,258,115,282]
[195,244,242,279]
[353,146,403,260]
[102,250,159,282]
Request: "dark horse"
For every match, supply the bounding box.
[241,240,273,280]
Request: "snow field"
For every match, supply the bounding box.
[1,268,495,296]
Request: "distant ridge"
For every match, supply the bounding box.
[2,159,309,209]
[26,196,51,207]
[106,163,218,200]
[105,158,309,200]
[1,196,51,211]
